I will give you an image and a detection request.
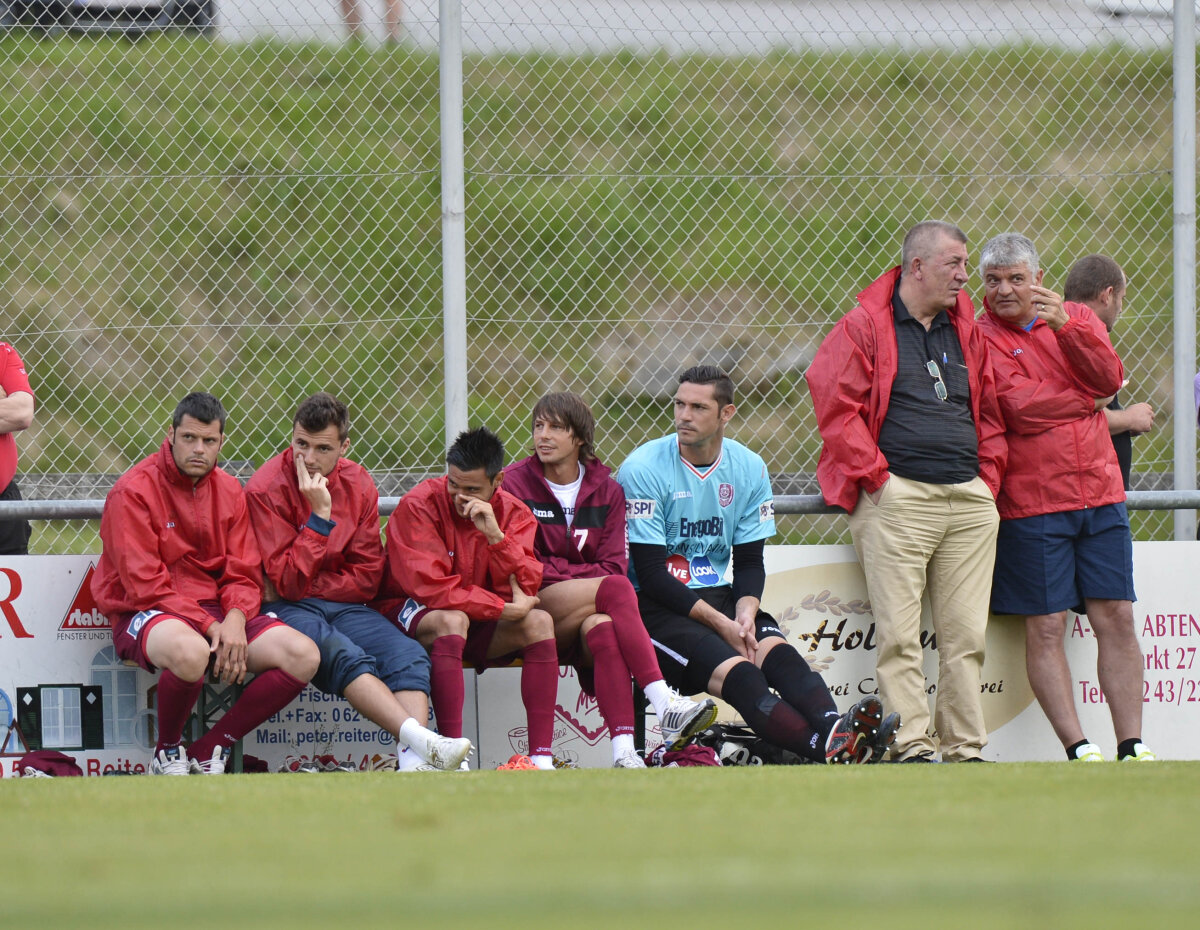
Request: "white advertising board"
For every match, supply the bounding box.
[3,544,1197,775]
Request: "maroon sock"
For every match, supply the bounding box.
[429,634,466,738]
[188,669,305,760]
[155,669,204,753]
[720,660,825,762]
[520,637,559,756]
[584,621,635,738]
[596,575,662,689]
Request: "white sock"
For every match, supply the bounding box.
[395,744,423,771]
[612,733,636,762]
[398,717,433,760]
[530,753,555,770]
[644,679,673,717]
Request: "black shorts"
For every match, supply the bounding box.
[636,586,785,695]
[0,479,31,555]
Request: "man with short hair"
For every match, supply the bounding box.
[618,365,892,765]
[245,392,473,773]
[979,232,1154,762]
[0,341,35,554]
[372,427,560,770]
[807,220,1006,763]
[1063,254,1154,491]
[91,392,320,775]
[503,391,717,768]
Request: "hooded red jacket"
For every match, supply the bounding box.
[501,453,628,586]
[91,439,263,633]
[372,476,542,622]
[806,267,1007,513]
[978,301,1125,520]
[245,447,385,604]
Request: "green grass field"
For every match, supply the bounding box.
[3,763,1197,927]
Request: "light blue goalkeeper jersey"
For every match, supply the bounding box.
[616,435,775,590]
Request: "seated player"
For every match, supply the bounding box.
[372,427,560,770]
[91,392,320,775]
[245,392,472,772]
[502,391,717,767]
[618,366,899,765]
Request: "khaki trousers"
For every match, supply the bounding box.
[847,473,999,761]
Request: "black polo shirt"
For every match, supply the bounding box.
[876,289,979,485]
[1107,393,1132,490]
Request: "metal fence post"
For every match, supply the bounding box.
[440,0,468,449]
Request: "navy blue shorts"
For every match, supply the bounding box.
[266,598,431,697]
[990,503,1135,616]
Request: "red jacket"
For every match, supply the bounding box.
[806,267,1007,513]
[978,301,1125,520]
[91,439,263,633]
[245,447,385,603]
[501,454,628,586]
[0,342,33,491]
[372,476,543,622]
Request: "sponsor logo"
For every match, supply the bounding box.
[759,501,774,522]
[531,506,556,520]
[672,490,693,500]
[626,499,656,520]
[397,598,425,633]
[1012,348,1023,356]
[688,556,721,586]
[718,483,734,508]
[665,554,691,584]
[0,567,32,639]
[554,668,607,745]
[59,564,112,631]
[679,514,723,538]
[126,609,163,639]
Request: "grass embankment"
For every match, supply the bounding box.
[0,37,1177,547]
[2,763,1197,927]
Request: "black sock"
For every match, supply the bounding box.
[1066,738,1091,761]
[719,660,824,762]
[1116,738,1141,760]
[760,642,839,738]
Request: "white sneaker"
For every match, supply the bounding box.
[188,746,231,775]
[420,731,473,771]
[658,691,718,750]
[612,748,647,769]
[150,746,190,776]
[1072,742,1105,762]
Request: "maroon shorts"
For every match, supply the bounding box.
[112,602,284,673]
[388,597,523,670]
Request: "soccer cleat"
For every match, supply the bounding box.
[825,696,883,765]
[1119,742,1157,762]
[551,755,580,769]
[1072,742,1105,762]
[496,754,539,770]
[612,748,648,769]
[856,712,901,764]
[658,692,719,750]
[150,746,190,776]
[422,734,473,772]
[188,745,231,775]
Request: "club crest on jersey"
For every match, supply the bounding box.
[626,499,656,520]
[718,483,734,508]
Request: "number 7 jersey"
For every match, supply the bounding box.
[617,436,775,590]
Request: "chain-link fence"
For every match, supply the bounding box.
[0,0,1189,551]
